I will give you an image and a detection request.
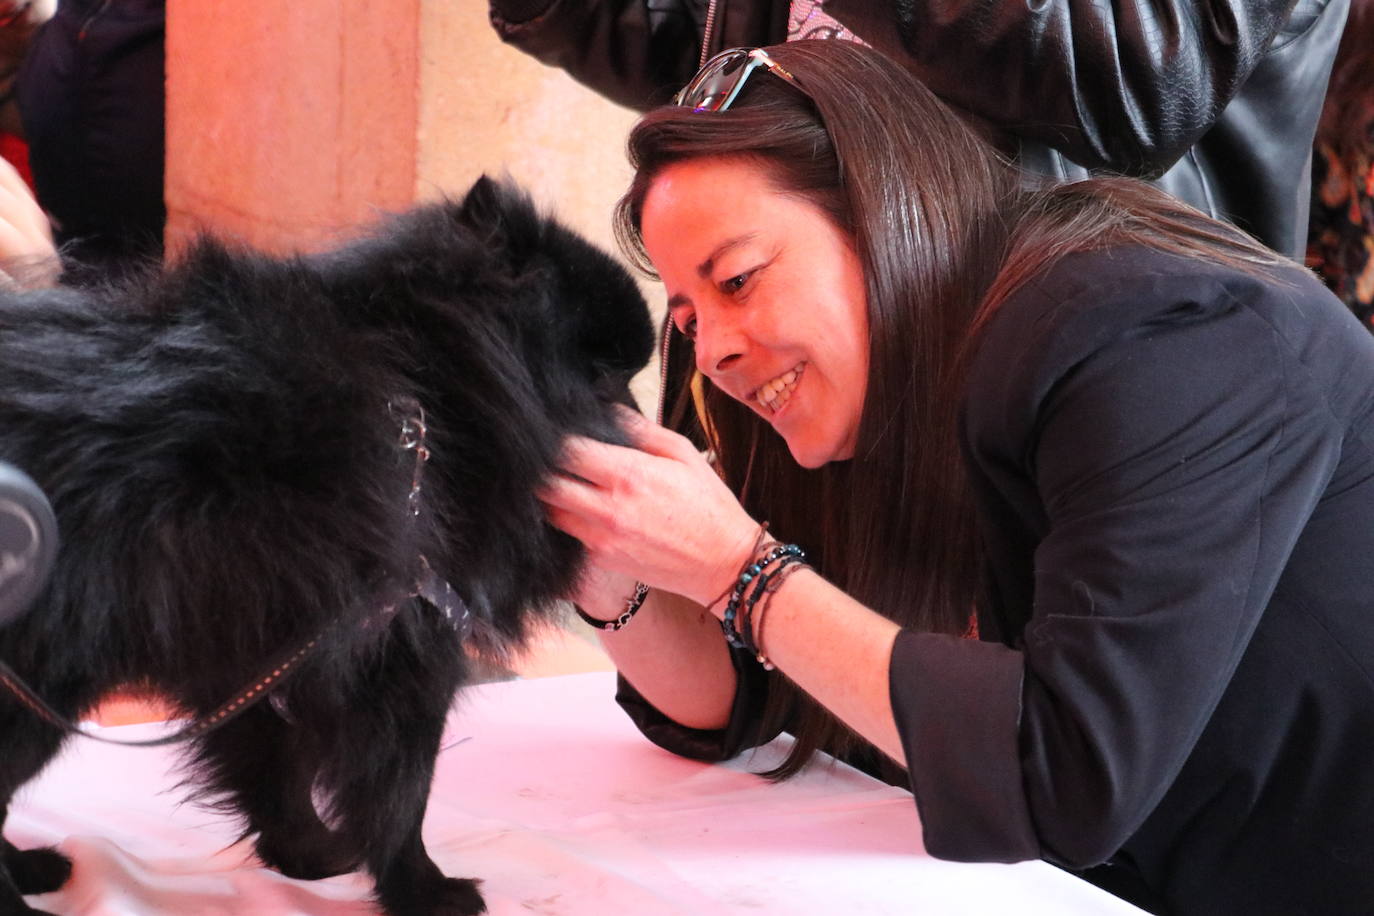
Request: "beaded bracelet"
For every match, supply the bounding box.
[721,543,805,649]
[747,557,809,670]
[739,553,805,656]
[703,522,772,614]
[574,581,650,631]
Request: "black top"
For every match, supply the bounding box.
[617,246,1374,914]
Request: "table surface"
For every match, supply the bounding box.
[9,671,1146,915]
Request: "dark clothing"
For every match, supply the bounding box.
[489,0,1348,260]
[618,246,1374,914]
[15,0,166,280]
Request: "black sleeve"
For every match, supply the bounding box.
[828,0,1299,176]
[488,0,710,111]
[615,642,783,761]
[892,292,1344,866]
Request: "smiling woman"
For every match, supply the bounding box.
[537,39,1374,916]
[643,156,869,468]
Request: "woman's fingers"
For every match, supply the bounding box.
[553,435,622,486]
[539,459,611,526]
[539,418,761,606]
[0,163,57,288]
[614,406,703,464]
[556,411,706,488]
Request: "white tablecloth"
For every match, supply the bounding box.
[9,672,1146,914]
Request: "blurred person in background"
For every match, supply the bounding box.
[1308,0,1374,323]
[15,0,164,282]
[489,0,1348,261]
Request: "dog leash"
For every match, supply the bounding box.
[0,396,475,747]
[0,634,327,747]
[0,563,469,749]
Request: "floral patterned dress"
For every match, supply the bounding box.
[1308,133,1374,328]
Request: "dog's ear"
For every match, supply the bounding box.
[455,175,534,240]
[457,177,655,382]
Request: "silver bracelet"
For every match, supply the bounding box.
[574,581,650,631]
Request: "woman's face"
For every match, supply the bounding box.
[641,156,870,469]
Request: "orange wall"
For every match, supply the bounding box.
[165,0,420,255]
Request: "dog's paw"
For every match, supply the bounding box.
[256,836,358,882]
[5,845,72,895]
[433,878,487,915]
[381,877,486,916]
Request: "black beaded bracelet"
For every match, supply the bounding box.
[721,543,804,649]
[574,581,650,632]
[739,553,805,657]
[749,557,808,671]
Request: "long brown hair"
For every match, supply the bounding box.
[616,40,1283,779]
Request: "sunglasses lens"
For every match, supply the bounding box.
[678,51,753,111]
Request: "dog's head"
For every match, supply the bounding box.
[305,178,656,644]
[311,177,653,404]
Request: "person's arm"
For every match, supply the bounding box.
[586,555,908,761]
[573,568,738,731]
[900,262,1350,868]
[828,0,1302,176]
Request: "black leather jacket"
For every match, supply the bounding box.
[491,0,1349,260]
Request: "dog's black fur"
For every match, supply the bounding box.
[0,177,654,915]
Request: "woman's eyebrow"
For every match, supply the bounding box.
[696,233,758,278]
[665,233,762,310]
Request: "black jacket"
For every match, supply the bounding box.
[617,246,1374,914]
[490,0,1348,260]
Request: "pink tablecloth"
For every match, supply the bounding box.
[9,671,1146,914]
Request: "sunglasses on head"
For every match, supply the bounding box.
[673,47,808,112]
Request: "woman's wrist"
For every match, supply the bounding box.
[697,522,776,615]
[570,566,642,623]
[575,581,650,632]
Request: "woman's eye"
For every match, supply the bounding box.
[721,273,750,294]
[677,314,698,339]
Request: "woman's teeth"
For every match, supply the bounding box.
[757,364,804,413]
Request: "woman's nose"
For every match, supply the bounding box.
[694,316,747,375]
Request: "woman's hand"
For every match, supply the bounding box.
[0,156,58,289]
[541,408,763,612]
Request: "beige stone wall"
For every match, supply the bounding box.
[417,3,638,258]
[416,3,662,410]
[165,1,421,255]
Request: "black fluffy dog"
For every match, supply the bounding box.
[0,177,654,915]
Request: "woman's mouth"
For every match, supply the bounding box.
[753,362,806,414]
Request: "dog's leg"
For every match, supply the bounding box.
[321,623,484,916]
[0,835,68,898]
[0,719,71,914]
[195,701,361,881]
[369,825,485,916]
[0,862,58,916]
[0,830,66,916]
